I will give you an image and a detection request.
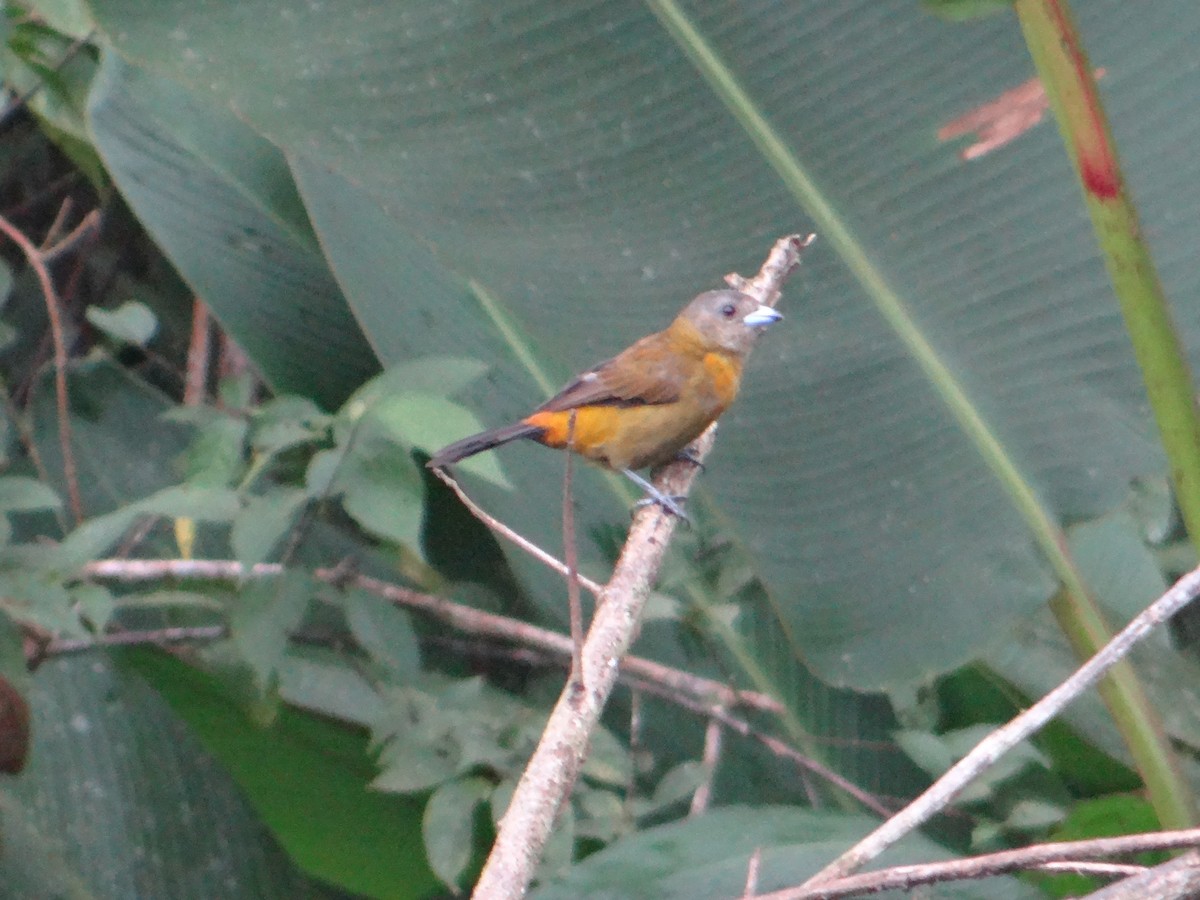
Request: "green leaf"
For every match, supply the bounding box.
[123,648,437,898]
[358,358,490,402]
[531,806,1035,899]
[921,0,1013,21]
[230,573,313,688]
[277,650,385,726]
[57,485,241,566]
[250,396,330,455]
[0,609,27,688]
[3,654,321,896]
[87,52,378,407]
[81,0,1200,717]
[632,761,705,818]
[179,413,249,488]
[85,299,158,346]
[231,488,307,567]
[0,476,61,513]
[371,392,513,489]
[1035,795,1163,897]
[71,582,114,631]
[343,588,421,681]
[317,415,428,548]
[422,776,491,890]
[895,725,1049,804]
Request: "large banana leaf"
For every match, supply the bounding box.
[82,0,1200,691]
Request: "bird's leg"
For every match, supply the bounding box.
[622,468,689,520]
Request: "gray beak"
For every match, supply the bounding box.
[743,305,783,327]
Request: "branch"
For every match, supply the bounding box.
[627,674,894,820]
[765,828,1200,900]
[1089,849,1200,900]
[471,234,812,898]
[0,209,83,522]
[81,557,781,716]
[432,465,605,597]
[805,562,1200,887]
[472,427,713,897]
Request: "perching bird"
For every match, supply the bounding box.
[427,289,782,514]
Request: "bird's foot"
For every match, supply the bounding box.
[673,448,705,472]
[622,468,690,522]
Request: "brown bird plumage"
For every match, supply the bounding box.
[428,289,782,512]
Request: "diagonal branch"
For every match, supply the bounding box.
[471,234,812,899]
[805,562,1200,887]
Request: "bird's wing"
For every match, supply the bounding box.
[534,333,686,412]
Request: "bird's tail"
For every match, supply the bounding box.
[426,421,542,469]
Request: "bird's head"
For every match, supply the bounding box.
[673,289,783,355]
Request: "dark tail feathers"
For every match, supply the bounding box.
[427,421,542,469]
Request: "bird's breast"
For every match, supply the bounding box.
[700,351,742,409]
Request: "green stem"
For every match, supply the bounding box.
[1016,0,1198,828]
[647,0,1195,828]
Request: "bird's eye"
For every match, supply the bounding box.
[721,303,737,318]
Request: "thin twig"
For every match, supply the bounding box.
[1088,849,1200,900]
[42,624,227,656]
[626,674,893,820]
[624,688,643,827]
[742,847,763,899]
[0,375,60,532]
[41,209,102,264]
[473,427,713,898]
[81,557,781,715]
[689,711,723,816]
[564,410,583,686]
[0,210,82,522]
[432,466,604,597]
[805,563,1200,887]
[39,198,72,251]
[1034,861,1144,878]
[185,299,211,406]
[764,827,1200,900]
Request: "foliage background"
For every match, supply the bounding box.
[0,0,1198,896]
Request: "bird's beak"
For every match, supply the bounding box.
[743,305,783,327]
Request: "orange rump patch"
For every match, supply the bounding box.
[523,407,624,458]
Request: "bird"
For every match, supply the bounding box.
[427,289,783,515]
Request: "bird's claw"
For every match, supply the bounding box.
[673,448,705,472]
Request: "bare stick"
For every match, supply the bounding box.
[763,827,1200,900]
[689,712,723,816]
[623,688,643,826]
[81,557,781,715]
[627,674,893,820]
[726,233,816,307]
[0,210,82,522]
[185,298,211,406]
[742,847,763,899]
[473,427,714,898]
[432,466,604,597]
[42,625,227,656]
[1088,849,1200,900]
[805,563,1200,887]
[41,209,102,264]
[472,234,811,899]
[564,410,583,685]
[39,198,73,252]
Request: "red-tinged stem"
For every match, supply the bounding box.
[1016,0,1200,830]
